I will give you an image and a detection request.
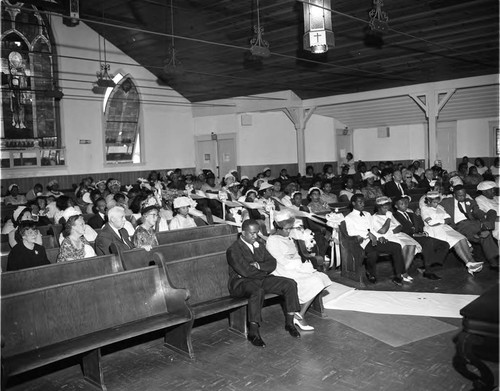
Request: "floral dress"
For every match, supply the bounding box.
[133,225,159,249]
[57,237,96,262]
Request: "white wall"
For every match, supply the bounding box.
[193,111,336,169]
[456,117,497,157]
[353,124,426,161]
[2,17,195,179]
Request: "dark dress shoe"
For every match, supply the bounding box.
[285,324,301,338]
[423,272,441,280]
[247,334,266,347]
[392,277,403,286]
[365,272,377,284]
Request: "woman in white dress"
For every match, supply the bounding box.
[169,196,197,230]
[266,210,332,331]
[372,196,422,282]
[421,191,483,275]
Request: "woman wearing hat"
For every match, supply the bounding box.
[421,191,483,275]
[266,210,332,331]
[7,220,50,271]
[44,179,64,198]
[305,187,330,214]
[169,197,197,230]
[361,172,384,200]
[2,206,43,248]
[133,205,160,250]
[372,196,422,282]
[4,184,27,205]
[56,213,96,262]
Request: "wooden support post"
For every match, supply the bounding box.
[283,107,316,175]
[409,89,455,169]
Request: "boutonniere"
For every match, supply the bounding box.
[465,201,471,206]
[253,242,260,249]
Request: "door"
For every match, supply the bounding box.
[336,129,353,173]
[216,135,237,179]
[195,137,217,175]
[436,121,457,172]
[195,133,237,179]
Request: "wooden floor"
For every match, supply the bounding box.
[6,255,499,391]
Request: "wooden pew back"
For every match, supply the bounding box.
[120,233,238,270]
[1,266,181,359]
[156,224,237,245]
[1,254,123,295]
[155,251,230,306]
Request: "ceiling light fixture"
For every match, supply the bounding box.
[92,9,115,93]
[163,0,183,76]
[249,0,270,58]
[303,0,334,54]
[368,0,389,33]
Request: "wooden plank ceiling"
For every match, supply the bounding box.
[77,0,498,103]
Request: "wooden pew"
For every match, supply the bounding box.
[1,264,193,390]
[119,233,239,270]
[153,251,325,350]
[156,224,237,245]
[1,253,124,295]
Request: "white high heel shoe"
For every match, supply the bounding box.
[466,261,484,276]
[293,313,314,331]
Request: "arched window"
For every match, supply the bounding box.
[1,1,60,146]
[103,75,142,164]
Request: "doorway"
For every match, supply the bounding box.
[195,133,237,179]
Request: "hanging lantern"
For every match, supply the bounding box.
[303,0,334,54]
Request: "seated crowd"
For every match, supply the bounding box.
[1,156,498,281]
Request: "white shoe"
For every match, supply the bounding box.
[466,261,484,275]
[293,313,314,331]
[401,273,414,283]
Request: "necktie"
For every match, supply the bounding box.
[397,182,404,195]
[404,212,411,221]
[457,202,469,220]
[119,228,131,248]
[360,212,365,217]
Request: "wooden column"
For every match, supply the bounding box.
[283,107,316,175]
[409,89,455,168]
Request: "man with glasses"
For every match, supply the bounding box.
[384,170,408,199]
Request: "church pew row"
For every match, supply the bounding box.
[153,250,325,341]
[1,263,193,391]
[1,253,123,295]
[156,223,238,245]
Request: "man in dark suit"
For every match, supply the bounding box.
[95,206,134,255]
[418,169,435,191]
[87,197,108,229]
[226,219,301,347]
[384,170,408,198]
[393,195,449,280]
[439,185,498,269]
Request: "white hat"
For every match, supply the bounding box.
[240,175,249,181]
[477,181,496,191]
[362,172,377,180]
[62,207,81,222]
[13,206,29,222]
[274,209,294,223]
[258,182,274,192]
[291,191,301,199]
[95,179,106,186]
[449,176,463,187]
[82,192,92,204]
[173,196,192,209]
[375,196,391,205]
[308,186,321,195]
[224,173,235,181]
[245,189,258,197]
[262,167,271,173]
[426,191,441,200]
[228,181,240,188]
[8,184,18,192]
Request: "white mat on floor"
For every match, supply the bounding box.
[323,282,478,318]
